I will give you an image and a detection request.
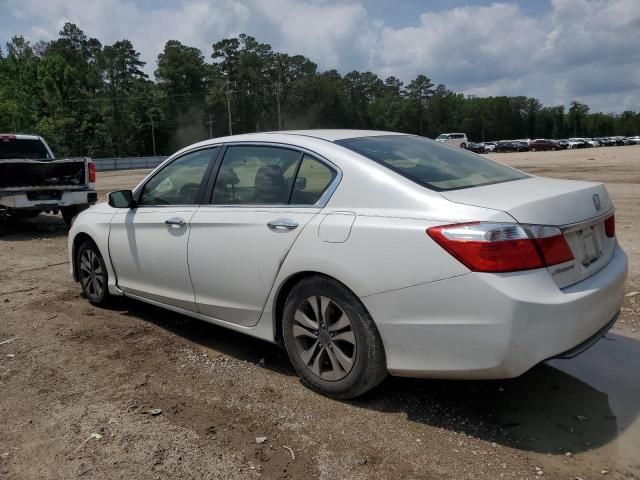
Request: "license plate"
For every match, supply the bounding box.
[26,191,62,201]
[581,228,601,266]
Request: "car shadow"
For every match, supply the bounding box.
[350,332,640,455]
[0,213,68,241]
[102,296,296,377]
[101,295,640,455]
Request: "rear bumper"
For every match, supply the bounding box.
[0,190,96,210]
[362,244,628,379]
[551,311,618,359]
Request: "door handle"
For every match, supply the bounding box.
[165,217,186,227]
[267,218,299,231]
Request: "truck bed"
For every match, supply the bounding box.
[0,158,88,190]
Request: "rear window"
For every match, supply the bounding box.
[335,135,528,192]
[0,138,51,160]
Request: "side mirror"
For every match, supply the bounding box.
[108,190,134,208]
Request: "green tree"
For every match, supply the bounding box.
[406,74,434,135]
[97,39,147,156]
[568,101,590,136]
[156,40,209,149]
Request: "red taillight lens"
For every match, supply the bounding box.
[88,161,96,183]
[427,222,574,273]
[605,215,615,238]
[534,234,575,265]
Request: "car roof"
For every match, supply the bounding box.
[271,129,401,141]
[168,130,411,159]
[216,129,404,143]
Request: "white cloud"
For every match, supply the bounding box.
[2,0,639,112]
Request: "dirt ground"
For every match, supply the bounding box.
[1,145,639,479]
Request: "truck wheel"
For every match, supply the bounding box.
[61,206,79,227]
[11,210,40,220]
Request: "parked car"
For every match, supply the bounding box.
[626,136,640,145]
[0,133,97,226]
[585,138,600,147]
[69,130,627,399]
[595,137,612,147]
[493,141,521,153]
[435,133,468,149]
[483,141,497,152]
[556,139,570,149]
[528,139,559,152]
[567,138,590,149]
[466,142,487,154]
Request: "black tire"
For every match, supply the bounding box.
[76,240,111,306]
[61,206,79,227]
[282,275,387,399]
[460,143,466,149]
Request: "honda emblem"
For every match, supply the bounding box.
[592,194,602,211]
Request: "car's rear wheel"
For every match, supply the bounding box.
[530,147,537,152]
[282,276,387,399]
[460,143,466,149]
[77,240,110,306]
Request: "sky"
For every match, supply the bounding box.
[1,0,639,113]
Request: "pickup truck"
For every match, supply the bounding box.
[0,134,97,226]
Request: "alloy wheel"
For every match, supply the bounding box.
[292,295,357,381]
[79,248,105,301]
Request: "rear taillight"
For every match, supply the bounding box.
[427,222,574,273]
[88,161,96,183]
[605,215,615,238]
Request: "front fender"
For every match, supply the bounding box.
[68,208,122,295]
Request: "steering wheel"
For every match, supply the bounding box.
[178,183,200,203]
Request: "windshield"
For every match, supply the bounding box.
[0,138,51,160]
[335,134,528,191]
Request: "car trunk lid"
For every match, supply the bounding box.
[440,177,616,288]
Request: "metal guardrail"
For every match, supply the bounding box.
[92,156,168,172]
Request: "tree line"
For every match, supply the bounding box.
[1,23,639,158]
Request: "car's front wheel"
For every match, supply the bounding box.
[77,240,110,306]
[282,276,387,399]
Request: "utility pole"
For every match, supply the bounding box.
[206,113,213,138]
[275,84,282,131]
[226,81,233,136]
[149,113,157,156]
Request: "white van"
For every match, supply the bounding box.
[436,133,468,149]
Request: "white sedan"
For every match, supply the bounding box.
[68,130,628,398]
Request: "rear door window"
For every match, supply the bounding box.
[336,134,528,191]
[211,146,301,205]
